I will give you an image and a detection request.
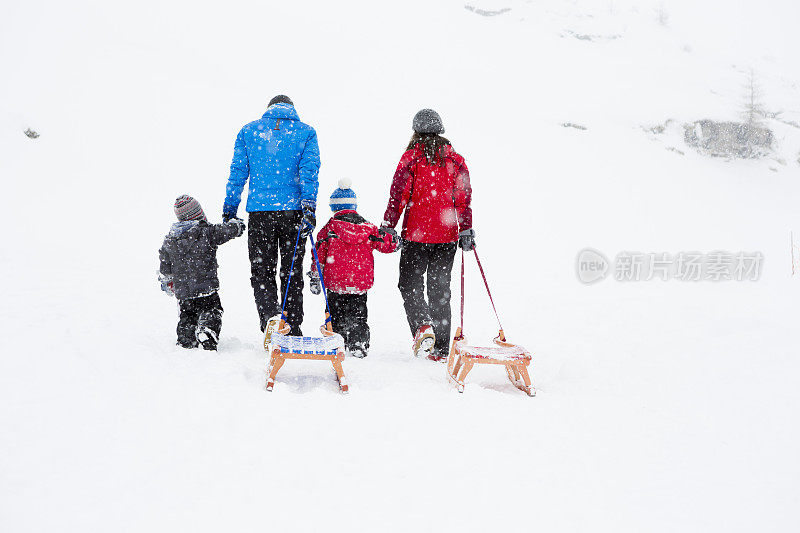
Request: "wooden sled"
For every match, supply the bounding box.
[265,315,348,394]
[446,248,535,396]
[446,327,534,396]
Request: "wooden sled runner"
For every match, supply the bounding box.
[264,229,349,394]
[446,248,535,396]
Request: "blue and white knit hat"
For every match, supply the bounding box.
[174,195,207,222]
[329,179,357,212]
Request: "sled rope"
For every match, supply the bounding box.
[280,224,332,325]
[459,250,465,338]
[450,246,533,396]
[473,247,503,332]
[460,247,504,339]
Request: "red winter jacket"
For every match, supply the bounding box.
[382,143,472,243]
[315,210,397,294]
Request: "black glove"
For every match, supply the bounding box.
[307,269,322,295]
[299,202,316,239]
[458,229,475,251]
[228,217,245,237]
[379,226,399,244]
[222,211,236,223]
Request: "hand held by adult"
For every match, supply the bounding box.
[379,226,398,243]
[379,226,402,252]
[227,217,246,237]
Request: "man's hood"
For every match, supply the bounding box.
[262,103,300,121]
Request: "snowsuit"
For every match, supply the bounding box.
[382,143,472,356]
[159,219,244,347]
[315,210,397,353]
[223,103,321,332]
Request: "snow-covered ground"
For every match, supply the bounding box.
[2,1,799,531]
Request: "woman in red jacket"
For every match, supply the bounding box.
[381,109,474,361]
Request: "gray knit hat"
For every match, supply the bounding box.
[268,94,293,107]
[412,108,444,134]
[174,195,207,222]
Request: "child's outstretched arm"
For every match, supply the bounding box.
[210,218,246,246]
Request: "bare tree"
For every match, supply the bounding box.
[741,68,766,126]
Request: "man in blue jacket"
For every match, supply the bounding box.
[223,95,320,335]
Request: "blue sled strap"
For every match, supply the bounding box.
[278,226,333,330]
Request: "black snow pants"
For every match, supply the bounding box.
[248,210,305,335]
[177,292,223,348]
[328,292,369,353]
[398,240,458,356]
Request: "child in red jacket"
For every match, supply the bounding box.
[309,179,398,357]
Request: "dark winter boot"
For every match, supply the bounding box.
[349,343,368,358]
[196,326,218,351]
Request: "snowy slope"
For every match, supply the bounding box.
[2,1,799,531]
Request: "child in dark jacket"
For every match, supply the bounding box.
[159,195,245,350]
[310,180,398,357]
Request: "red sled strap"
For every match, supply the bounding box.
[458,250,465,339]
[459,246,505,341]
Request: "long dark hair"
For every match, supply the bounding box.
[407,132,451,165]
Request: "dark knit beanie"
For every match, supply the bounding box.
[174,195,207,222]
[268,94,294,107]
[413,108,444,134]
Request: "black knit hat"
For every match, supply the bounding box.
[413,108,444,134]
[268,94,293,107]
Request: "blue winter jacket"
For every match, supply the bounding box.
[223,103,320,215]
